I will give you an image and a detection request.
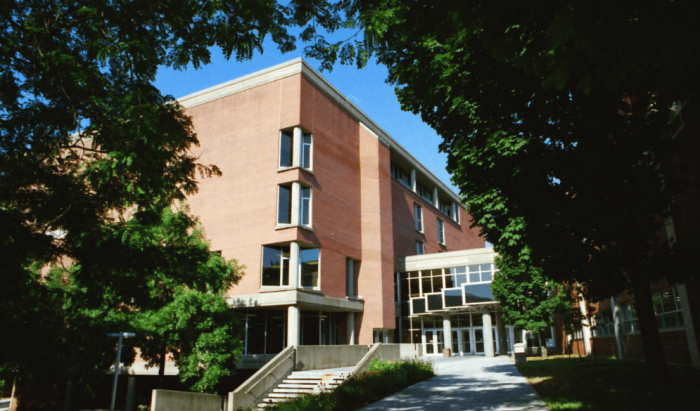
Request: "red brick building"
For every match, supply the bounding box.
[176,59,486,352]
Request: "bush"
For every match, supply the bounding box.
[268,359,435,411]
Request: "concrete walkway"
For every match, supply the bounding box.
[360,355,548,411]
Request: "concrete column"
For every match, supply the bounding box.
[579,296,592,355]
[611,296,625,359]
[433,187,439,206]
[347,313,356,345]
[125,376,136,411]
[346,259,354,297]
[410,169,417,192]
[452,202,459,223]
[287,305,300,347]
[677,284,700,368]
[443,315,452,355]
[291,182,300,226]
[289,242,300,288]
[496,311,508,355]
[482,308,495,357]
[292,127,302,168]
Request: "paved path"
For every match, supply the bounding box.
[360,356,548,411]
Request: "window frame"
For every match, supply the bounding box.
[416,240,425,255]
[261,245,291,287]
[437,218,445,245]
[277,184,293,225]
[300,185,312,227]
[279,130,294,168]
[299,247,320,289]
[301,132,313,170]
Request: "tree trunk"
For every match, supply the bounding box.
[539,330,548,358]
[158,343,167,377]
[630,274,669,380]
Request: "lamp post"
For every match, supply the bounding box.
[108,332,135,411]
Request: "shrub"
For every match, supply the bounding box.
[268,359,435,411]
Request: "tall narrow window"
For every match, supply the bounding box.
[300,248,320,288]
[414,204,423,232]
[301,186,312,226]
[302,133,312,169]
[262,245,290,286]
[437,219,445,244]
[277,185,292,224]
[279,131,293,167]
[416,241,425,255]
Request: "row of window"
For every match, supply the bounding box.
[392,161,458,223]
[262,245,319,288]
[278,129,314,229]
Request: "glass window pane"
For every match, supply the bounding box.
[661,291,676,313]
[281,246,290,286]
[421,278,432,295]
[472,314,483,327]
[423,316,434,329]
[246,312,266,354]
[279,131,293,167]
[302,134,312,168]
[481,270,492,282]
[444,289,463,307]
[278,185,292,224]
[480,264,492,272]
[409,279,420,298]
[469,265,480,273]
[400,279,409,301]
[427,294,443,311]
[432,276,443,293]
[455,274,468,287]
[444,274,455,289]
[266,310,286,354]
[412,298,426,314]
[300,248,319,287]
[450,266,467,274]
[415,205,423,231]
[464,284,495,303]
[469,273,481,283]
[262,246,282,286]
[301,187,311,226]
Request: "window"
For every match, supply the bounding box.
[592,311,615,337]
[302,133,312,169]
[653,287,685,330]
[346,259,356,297]
[300,248,319,288]
[439,201,452,219]
[262,245,290,286]
[414,204,423,232]
[279,131,293,167]
[301,186,312,226]
[416,240,425,255]
[391,162,411,188]
[277,184,292,224]
[416,182,433,205]
[437,219,445,244]
[279,129,313,170]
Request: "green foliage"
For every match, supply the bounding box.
[268,359,435,411]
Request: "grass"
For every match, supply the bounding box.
[516,355,700,410]
[265,358,436,411]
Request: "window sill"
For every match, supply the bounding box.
[259,286,294,292]
[275,224,314,232]
[416,229,424,235]
[278,166,314,175]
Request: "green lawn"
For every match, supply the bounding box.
[517,355,700,410]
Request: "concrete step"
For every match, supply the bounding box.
[273,388,317,394]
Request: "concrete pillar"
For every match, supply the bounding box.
[410,169,417,192]
[346,259,354,297]
[678,284,700,368]
[125,376,136,411]
[291,182,300,226]
[289,242,300,288]
[292,127,302,168]
[347,313,355,345]
[496,311,508,355]
[579,296,592,355]
[433,187,439,206]
[443,315,452,354]
[611,296,625,359]
[452,202,459,223]
[287,305,300,347]
[482,308,495,357]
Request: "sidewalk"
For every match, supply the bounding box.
[360,355,548,411]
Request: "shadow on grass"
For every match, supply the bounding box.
[516,355,700,411]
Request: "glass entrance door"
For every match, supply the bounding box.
[451,331,459,355]
[436,331,445,354]
[424,330,435,354]
[461,329,472,354]
[474,328,485,354]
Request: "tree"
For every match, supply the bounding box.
[491,253,571,358]
[306,0,700,377]
[0,0,345,397]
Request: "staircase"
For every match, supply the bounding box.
[257,367,353,409]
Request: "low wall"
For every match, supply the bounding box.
[229,345,295,411]
[151,390,221,411]
[398,343,423,358]
[295,345,370,371]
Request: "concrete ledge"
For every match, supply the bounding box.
[151,389,221,411]
[295,345,370,371]
[226,290,364,312]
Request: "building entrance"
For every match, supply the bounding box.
[424,327,501,355]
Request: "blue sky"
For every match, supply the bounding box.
[153,38,459,194]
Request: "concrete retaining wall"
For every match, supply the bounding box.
[295,345,370,371]
[229,345,295,411]
[151,389,221,411]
